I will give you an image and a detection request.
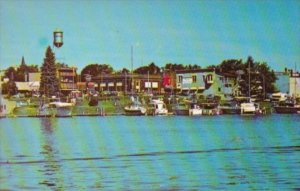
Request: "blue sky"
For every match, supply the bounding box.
[0,0,299,72]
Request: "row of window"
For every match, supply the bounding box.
[178,75,213,83]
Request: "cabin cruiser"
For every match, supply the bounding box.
[147,99,168,116]
[199,102,220,115]
[37,97,74,117]
[124,96,147,116]
[173,103,190,115]
[189,103,202,116]
[274,98,300,114]
[48,100,73,117]
[240,102,256,115]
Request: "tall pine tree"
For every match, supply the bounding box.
[39,46,59,97]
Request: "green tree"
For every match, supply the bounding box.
[164,63,185,71]
[10,56,39,82]
[134,62,161,74]
[81,64,114,81]
[4,67,17,81]
[1,81,18,96]
[39,46,59,97]
[115,68,130,74]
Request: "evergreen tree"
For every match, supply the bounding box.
[39,46,59,97]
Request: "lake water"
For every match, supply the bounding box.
[1,115,300,190]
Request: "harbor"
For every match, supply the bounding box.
[1,0,300,190]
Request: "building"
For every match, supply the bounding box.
[57,67,77,93]
[15,81,40,93]
[15,72,41,94]
[92,73,163,94]
[289,72,300,97]
[28,72,41,82]
[176,69,237,99]
[162,70,177,93]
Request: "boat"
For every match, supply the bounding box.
[189,103,202,116]
[200,102,220,115]
[240,102,256,115]
[147,99,168,116]
[173,103,190,115]
[240,62,262,116]
[124,96,147,116]
[274,99,300,114]
[123,47,147,116]
[218,101,240,114]
[48,100,73,117]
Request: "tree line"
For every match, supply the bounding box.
[1,46,278,97]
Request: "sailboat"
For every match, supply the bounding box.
[240,61,260,115]
[124,46,147,116]
[124,96,147,116]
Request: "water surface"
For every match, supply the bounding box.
[1,115,300,190]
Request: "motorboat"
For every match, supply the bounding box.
[173,103,189,116]
[240,102,256,115]
[218,101,240,114]
[274,100,300,114]
[189,103,202,116]
[147,99,168,116]
[48,101,73,117]
[199,102,220,115]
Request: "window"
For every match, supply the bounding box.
[178,75,183,83]
[218,87,221,92]
[192,75,197,83]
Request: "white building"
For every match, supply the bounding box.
[289,72,300,97]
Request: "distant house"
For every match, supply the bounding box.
[290,72,300,97]
[28,72,41,82]
[175,69,237,100]
[57,67,77,93]
[15,72,41,94]
[15,81,40,93]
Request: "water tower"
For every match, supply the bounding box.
[53,29,63,48]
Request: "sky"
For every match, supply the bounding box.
[0,0,299,73]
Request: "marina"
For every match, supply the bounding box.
[1,0,300,190]
[0,94,299,118]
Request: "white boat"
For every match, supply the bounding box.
[124,96,147,116]
[48,101,73,117]
[240,102,256,115]
[147,99,168,116]
[240,62,263,116]
[189,103,202,116]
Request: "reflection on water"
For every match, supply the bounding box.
[38,118,63,189]
[0,115,300,190]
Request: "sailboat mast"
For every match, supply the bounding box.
[131,46,133,94]
[248,61,251,98]
[294,62,296,98]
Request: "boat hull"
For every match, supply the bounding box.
[174,109,189,116]
[124,108,146,116]
[274,106,300,114]
[220,107,241,114]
